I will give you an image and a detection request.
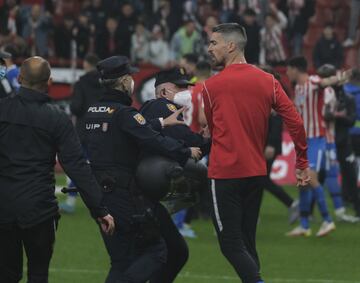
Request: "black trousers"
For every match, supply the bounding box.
[0,217,58,283]
[336,143,360,216]
[264,159,294,208]
[101,189,188,283]
[210,177,264,283]
[101,189,166,283]
[150,204,189,283]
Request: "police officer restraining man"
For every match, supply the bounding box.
[0,56,115,283]
[84,56,202,283]
[139,68,211,282]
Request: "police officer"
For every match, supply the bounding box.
[0,56,115,283]
[139,68,211,281]
[0,50,12,98]
[84,56,201,283]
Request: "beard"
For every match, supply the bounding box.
[209,53,225,68]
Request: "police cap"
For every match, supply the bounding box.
[97,56,138,79]
[154,68,195,87]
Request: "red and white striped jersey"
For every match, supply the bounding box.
[324,86,336,143]
[294,75,326,138]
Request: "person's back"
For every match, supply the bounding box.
[204,64,274,178]
[0,89,68,226]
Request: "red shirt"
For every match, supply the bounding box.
[202,64,308,179]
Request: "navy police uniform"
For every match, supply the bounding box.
[139,68,211,282]
[83,56,192,283]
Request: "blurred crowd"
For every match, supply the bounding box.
[0,0,359,68]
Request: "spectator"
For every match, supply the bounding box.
[22,4,52,57]
[313,23,343,69]
[283,0,315,56]
[178,53,198,82]
[73,13,93,59]
[0,0,26,53]
[259,3,288,66]
[116,2,137,58]
[343,0,360,47]
[239,8,260,64]
[2,45,20,92]
[148,24,171,68]
[238,0,269,25]
[54,16,75,60]
[95,17,122,59]
[170,19,202,61]
[82,0,107,32]
[130,21,150,64]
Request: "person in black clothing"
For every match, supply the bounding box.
[261,66,298,223]
[140,67,211,244]
[235,8,260,64]
[59,53,105,213]
[84,55,201,283]
[0,56,115,283]
[319,65,360,217]
[313,23,343,69]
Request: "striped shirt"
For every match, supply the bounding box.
[294,75,326,138]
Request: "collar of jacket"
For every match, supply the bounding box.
[101,89,132,106]
[18,87,51,102]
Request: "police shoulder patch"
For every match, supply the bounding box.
[167,103,177,112]
[133,113,146,125]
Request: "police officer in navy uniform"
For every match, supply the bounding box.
[83,56,201,283]
[139,68,211,282]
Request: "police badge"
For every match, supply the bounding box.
[133,113,146,125]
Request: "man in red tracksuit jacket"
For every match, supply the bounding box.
[202,23,310,283]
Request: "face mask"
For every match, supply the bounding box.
[0,66,6,80]
[173,90,192,108]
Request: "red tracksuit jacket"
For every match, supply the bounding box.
[202,64,308,179]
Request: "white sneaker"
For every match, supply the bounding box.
[335,208,360,223]
[179,224,197,238]
[316,221,336,237]
[343,38,355,47]
[286,226,312,237]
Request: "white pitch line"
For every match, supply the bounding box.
[47,268,360,283]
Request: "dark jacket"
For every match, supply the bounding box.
[84,90,191,179]
[266,112,283,156]
[0,87,107,228]
[334,86,356,145]
[70,70,104,143]
[140,98,211,156]
[313,36,343,69]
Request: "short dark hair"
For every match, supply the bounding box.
[287,56,308,73]
[317,64,336,78]
[3,45,18,61]
[212,23,247,51]
[182,53,198,65]
[84,53,100,67]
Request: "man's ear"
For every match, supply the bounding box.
[160,88,167,98]
[47,77,53,86]
[228,41,237,53]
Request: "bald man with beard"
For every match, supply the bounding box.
[0,56,114,283]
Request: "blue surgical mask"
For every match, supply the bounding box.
[0,65,6,80]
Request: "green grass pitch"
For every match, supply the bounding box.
[20,175,360,283]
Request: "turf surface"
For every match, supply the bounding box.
[20,175,360,283]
